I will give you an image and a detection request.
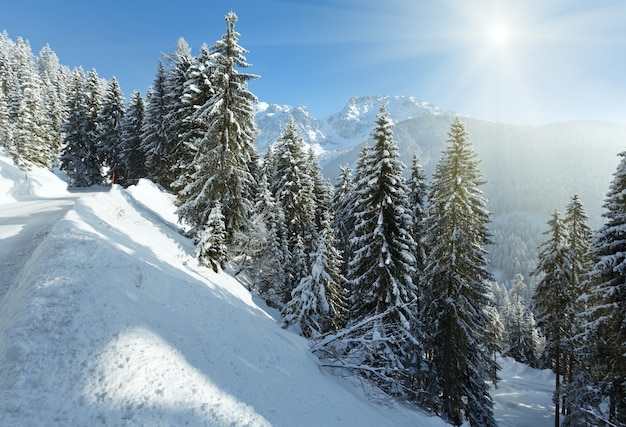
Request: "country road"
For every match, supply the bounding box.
[0,196,84,303]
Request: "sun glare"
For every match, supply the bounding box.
[488,23,511,46]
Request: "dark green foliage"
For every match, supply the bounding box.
[96,77,125,183]
[342,106,420,395]
[118,90,146,186]
[177,12,259,245]
[60,69,102,187]
[584,151,626,425]
[422,118,496,426]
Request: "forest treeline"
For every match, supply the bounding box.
[1,12,625,427]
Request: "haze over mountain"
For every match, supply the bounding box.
[255,95,626,284]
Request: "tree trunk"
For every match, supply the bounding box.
[554,349,560,427]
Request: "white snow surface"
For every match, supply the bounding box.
[0,154,555,426]
[0,153,69,201]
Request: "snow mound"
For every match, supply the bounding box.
[0,152,69,202]
[0,179,443,426]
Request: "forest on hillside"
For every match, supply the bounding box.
[1,11,626,426]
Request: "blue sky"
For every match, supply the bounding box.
[3,0,626,124]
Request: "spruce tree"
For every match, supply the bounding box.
[266,117,317,297]
[36,44,68,163]
[119,90,145,185]
[96,77,125,183]
[177,12,259,246]
[422,118,496,426]
[142,61,173,187]
[0,33,13,148]
[84,69,102,157]
[584,151,626,425]
[503,275,541,367]
[407,152,428,301]
[164,38,195,192]
[245,172,290,307]
[561,194,594,422]
[195,202,227,273]
[532,210,575,426]
[343,106,420,395]
[173,43,215,201]
[330,164,355,260]
[60,68,102,187]
[9,37,50,169]
[282,210,347,338]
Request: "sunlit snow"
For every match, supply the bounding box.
[0,152,555,426]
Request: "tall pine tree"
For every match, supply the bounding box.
[584,151,626,425]
[118,90,145,186]
[532,210,574,426]
[265,117,317,300]
[60,68,102,187]
[177,12,259,246]
[422,118,496,426]
[142,60,174,188]
[341,106,420,395]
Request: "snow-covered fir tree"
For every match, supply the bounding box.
[265,118,317,300]
[407,152,428,300]
[582,151,626,426]
[282,210,347,338]
[118,90,145,186]
[195,202,227,273]
[8,37,51,169]
[307,148,333,229]
[0,32,13,148]
[330,164,355,262]
[340,106,420,396]
[163,38,195,193]
[96,77,125,183]
[421,118,496,426]
[500,274,541,367]
[564,195,594,314]
[60,68,102,187]
[36,44,69,163]
[84,68,103,158]
[558,194,595,424]
[142,61,174,188]
[177,12,259,246]
[242,171,290,307]
[173,43,216,202]
[532,210,575,425]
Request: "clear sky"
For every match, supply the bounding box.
[3,0,626,125]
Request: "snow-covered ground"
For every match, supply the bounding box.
[0,154,555,426]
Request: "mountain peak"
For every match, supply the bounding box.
[254,95,455,158]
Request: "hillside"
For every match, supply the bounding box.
[0,154,556,426]
[0,155,443,426]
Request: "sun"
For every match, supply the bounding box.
[488,22,512,46]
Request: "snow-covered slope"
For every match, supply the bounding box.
[0,170,446,425]
[0,155,556,426]
[0,150,69,201]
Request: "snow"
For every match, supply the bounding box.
[493,356,556,426]
[0,153,556,426]
[0,152,69,201]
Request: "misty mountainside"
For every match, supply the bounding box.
[255,95,626,284]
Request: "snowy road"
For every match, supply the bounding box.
[0,196,83,302]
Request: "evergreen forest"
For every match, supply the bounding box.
[1,12,625,426]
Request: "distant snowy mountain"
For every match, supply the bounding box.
[254,95,455,161]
